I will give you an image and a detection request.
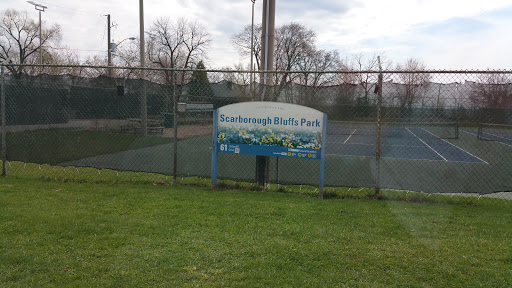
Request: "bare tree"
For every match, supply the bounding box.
[294,49,345,106]
[230,63,251,85]
[269,23,316,101]
[0,9,61,74]
[231,22,343,103]
[111,39,141,79]
[330,60,359,117]
[79,55,108,78]
[147,17,211,81]
[30,46,84,76]
[230,24,262,71]
[394,58,430,109]
[469,73,512,108]
[212,64,253,102]
[204,64,255,102]
[146,17,211,111]
[350,53,391,105]
[297,49,344,87]
[230,22,316,77]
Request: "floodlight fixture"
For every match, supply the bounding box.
[27,1,47,11]
[110,37,136,52]
[27,1,47,69]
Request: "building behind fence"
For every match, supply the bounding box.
[1,64,511,204]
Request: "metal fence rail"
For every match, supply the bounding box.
[1,64,511,204]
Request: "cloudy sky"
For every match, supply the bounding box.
[2,0,511,70]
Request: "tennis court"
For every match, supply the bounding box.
[326,121,486,163]
[55,119,512,195]
[462,123,512,147]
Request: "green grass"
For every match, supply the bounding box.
[3,161,511,207]
[2,129,173,164]
[1,176,511,287]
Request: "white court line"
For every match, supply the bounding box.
[324,153,485,163]
[484,131,512,142]
[422,128,489,164]
[462,130,477,136]
[327,141,373,146]
[344,129,357,144]
[406,128,447,161]
[481,132,512,147]
[327,141,424,148]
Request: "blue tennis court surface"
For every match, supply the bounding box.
[464,126,512,147]
[327,126,487,163]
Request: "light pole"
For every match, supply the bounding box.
[139,0,147,137]
[110,37,136,53]
[108,37,135,76]
[27,1,47,70]
[260,0,275,101]
[256,0,275,188]
[250,0,256,99]
[106,14,112,76]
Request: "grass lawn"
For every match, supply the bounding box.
[1,177,511,287]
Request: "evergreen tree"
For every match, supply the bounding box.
[188,61,215,102]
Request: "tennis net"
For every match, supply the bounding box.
[327,121,459,139]
[477,123,512,142]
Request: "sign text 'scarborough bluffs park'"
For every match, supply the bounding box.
[211,102,327,196]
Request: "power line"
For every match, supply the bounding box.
[36,0,104,16]
[49,46,106,53]
[29,2,110,56]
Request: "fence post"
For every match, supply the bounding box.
[1,64,6,176]
[375,57,383,196]
[172,72,178,184]
[141,73,148,137]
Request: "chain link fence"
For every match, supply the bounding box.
[1,64,511,204]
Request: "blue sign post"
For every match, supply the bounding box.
[211,102,327,198]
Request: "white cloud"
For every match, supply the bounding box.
[1,0,511,69]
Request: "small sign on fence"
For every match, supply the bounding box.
[211,102,327,197]
[178,103,214,113]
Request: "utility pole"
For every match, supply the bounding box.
[375,56,383,196]
[260,0,275,98]
[139,0,147,136]
[1,64,6,176]
[38,7,43,68]
[250,0,256,99]
[106,14,112,77]
[27,1,47,72]
[256,0,275,187]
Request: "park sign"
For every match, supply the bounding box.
[215,102,325,158]
[211,102,327,195]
